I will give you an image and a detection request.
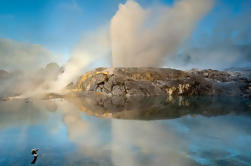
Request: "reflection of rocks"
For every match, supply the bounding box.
[66,94,251,120]
[71,67,251,97]
[39,93,64,100]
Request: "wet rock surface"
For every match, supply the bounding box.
[71,67,251,97]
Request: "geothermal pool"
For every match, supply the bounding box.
[0,97,250,166]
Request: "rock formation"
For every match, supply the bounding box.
[70,67,251,97]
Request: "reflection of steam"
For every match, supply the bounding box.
[111,116,251,166]
[1,99,250,165]
[111,0,213,67]
[56,100,112,165]
[111,120,194,166]
[0,100,49,129]
[0,99,56,154]
[60,96,251,165]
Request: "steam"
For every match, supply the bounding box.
[168,45,251,70]
[52,0,213,89]
[111,0,214,67]
[172,1,251,70]
[0,38,62,97]
[1,0,250,96]
[53,27,111,90]
[0,38,60,72]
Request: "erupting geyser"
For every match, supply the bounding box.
[111,0,214,67]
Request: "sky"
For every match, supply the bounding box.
[0,0,250,70]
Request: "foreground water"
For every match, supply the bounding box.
[0,96,250,166]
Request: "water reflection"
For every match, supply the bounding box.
[111,116,251,166]
[57,101,113,166]
[0,100,48,129]
[66,95,251,120]
[0,96,250,166]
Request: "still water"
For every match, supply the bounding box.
[0,96,250,166]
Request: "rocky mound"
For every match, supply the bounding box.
[70,67,251,97]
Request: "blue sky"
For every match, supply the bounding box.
[0,0,250,64]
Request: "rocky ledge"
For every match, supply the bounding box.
[69,67,251,97]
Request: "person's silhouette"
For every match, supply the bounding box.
[31,148,39,164]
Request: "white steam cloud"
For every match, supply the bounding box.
[111,0,214,67]
[0,38,60,72]
[1,0,250,95]
[0,39,63,97]
[53,27,111,90]
[54,0,213,89]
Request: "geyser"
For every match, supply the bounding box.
[111,0,214,67]
[53,0,214,90]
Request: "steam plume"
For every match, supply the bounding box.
[53,28,111,90]
[111,0,214,67]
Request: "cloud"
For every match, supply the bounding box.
[0,38,61,71]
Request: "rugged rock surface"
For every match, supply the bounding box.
[70,67,251,97]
